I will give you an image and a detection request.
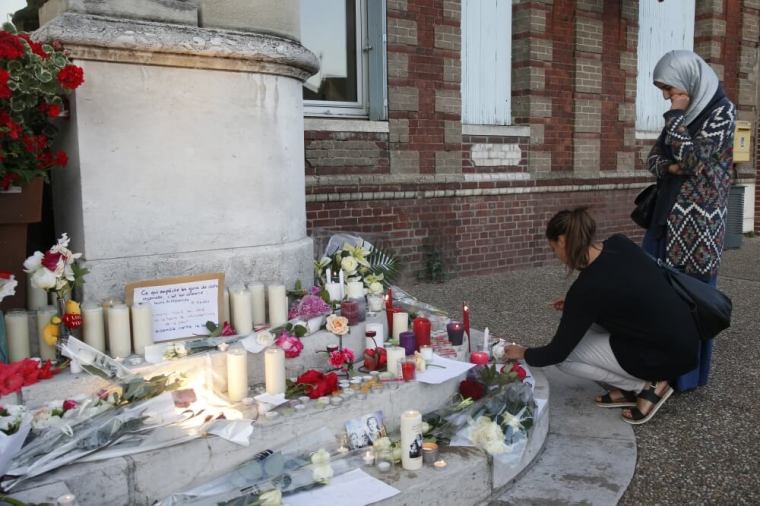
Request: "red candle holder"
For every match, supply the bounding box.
[401,359,416,381]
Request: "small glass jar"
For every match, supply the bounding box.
[375,449,394,473]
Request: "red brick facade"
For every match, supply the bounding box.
[305,0,758,279]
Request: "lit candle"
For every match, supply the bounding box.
[264,347,286,395]
[230,288,253,335]
[56,494,76,506]
[107,304,131,358]
[130,303,153,355]
[36,305,57,361]
[26,276,48,311]
[227,347,249,402]
[81,303,106,352]
[222,288,231,325]
[385,345,406,379]
[247,283,266,326]
[392,312,409,341]
[433,458,447,470]
[347,281,364,299]
[482,327,490,354]
[400,410,423,471]
[267,284,288,327]
[362,449,375,465]
[5,310,31,362]
[463,303,471,352]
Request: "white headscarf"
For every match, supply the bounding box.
[652,50,720,126]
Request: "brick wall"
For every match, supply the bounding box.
[304,0,758,277]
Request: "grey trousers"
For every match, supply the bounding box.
[557,324,648,393]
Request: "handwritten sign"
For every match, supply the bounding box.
[126,273,225,343]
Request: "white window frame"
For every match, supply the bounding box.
[304,0,370,118]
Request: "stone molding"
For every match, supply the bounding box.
[34,13,319,80]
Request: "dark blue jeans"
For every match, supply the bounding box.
[642,228,715,391]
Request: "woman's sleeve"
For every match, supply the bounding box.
[646,132,672,179]
[524,281,599,368]
[662,105,735,176]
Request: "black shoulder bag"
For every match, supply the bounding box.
[630,184,657,229]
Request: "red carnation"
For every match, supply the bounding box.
[41,251,63,271]
[55,150,68,167]
[57,65,84,90]
[459,379,485,400]
[0,69,11,100]
[0,32,25,60]
[296,369,324,385]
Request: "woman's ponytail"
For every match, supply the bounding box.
[546,207,597,270]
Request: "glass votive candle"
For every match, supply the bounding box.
[422,442,439,464]
[330,395,344,406]
[362,448,375,466]
[294,404,306,412]
[433,458,448,470]
[387,381,400,390]
[401,358,417,382]
[298,396,311,404]
[362,375,373,383]
[446,321,465,345]
[420,345,434,361]
[350,378,363,390]
[376,449,394,473]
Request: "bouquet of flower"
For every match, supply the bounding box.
[288,293,331,321]
[23,233,87,299]
[314,233,398,291]
[0,23,84,190]
[286,369,339,399]
[0,404,32,476]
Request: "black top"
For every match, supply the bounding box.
[524,234,699,380]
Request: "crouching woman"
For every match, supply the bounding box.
[506,207,699,424]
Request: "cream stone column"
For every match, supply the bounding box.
[35,1,319,302]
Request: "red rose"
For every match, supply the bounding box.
[459,379,485,400]
[297,369,324,385]
[0,69,11,100]
[57,65,85,90]
[219,321,236,336]
[41,251,63,271]
[307,379,329,399]
[0,32,25,60]
[324,371,338,392]
[511,363,527,381]
[63,399,78,411]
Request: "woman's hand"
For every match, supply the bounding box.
[667,163,684,175]
[505,344,527,360]
[670,93,690,111]
[550,298,565,311]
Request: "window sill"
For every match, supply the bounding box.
[635,131,660,140]
[304,118,389,133]
[462,124,530,137]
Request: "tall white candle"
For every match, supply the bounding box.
[347,281,364,299]
[131,303,153,355]
[227,347,249,402]
[267,284,288,327]
[392,312,409,341]
[5,310,31,362]
[325,283,343,303]
[264,347,286,395]
[101,298,122,344]
[36,305,57,361]
[107,304,131,358]
[326,268,332,283]
[222,288,231,324]
[365,323,385,348]
[26,276,48,311]
[81,303,106,352]
[482,327,490,354]
[400,410,423,471]
[248,283,266,326]
[230,288,253,335]
[385,346,406,379]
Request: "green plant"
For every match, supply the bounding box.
[418,245,445,283]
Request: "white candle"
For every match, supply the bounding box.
[227,347,249,402]
[420,345,433,361]
[69,359,82,374]
[230,288,253,335]
[36,305,57,361]
[210,352,227,393]
[26,276,48,311]
[107,304,131,357]
[5,310,31,362]
[222,288,231,324]
[131,303,153,355]
[400,410,423,471]
[338,269,344,286]
[81,303,106,352]
[248,283,266,326]
[392,312,409,341]
[264,347,286,395]
[267,284,288,327]
[385,346,406,379]
[325,283,343,303]
[101,298,122,344]
[482,327,490,354]
[347,281,364,299]
[365,323,384,348]
[326,268,332,282]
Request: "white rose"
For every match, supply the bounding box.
[340,256,358,275]
[368,282,383,295]
[255,331,274,347]
[23,251,43,273]
[310,448,331,466]
[259,489,282,506]
[372,436,391,451]
[31,267,57,290]
[312,464,334,484]
[421,422,431,434]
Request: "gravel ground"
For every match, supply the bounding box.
[402,236,760,505]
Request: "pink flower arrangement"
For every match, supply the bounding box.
[289,294,331,320]
[275,331,304,359]
[328,347,355,369]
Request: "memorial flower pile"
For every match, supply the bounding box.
[23,233,87,299]
[0,24,84,190]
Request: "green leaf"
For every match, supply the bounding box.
[294,325,306,338]
[2,22,18,34]
[366,246,399,285]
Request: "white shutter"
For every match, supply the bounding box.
[636,0,695,132]
[461,0,512,125]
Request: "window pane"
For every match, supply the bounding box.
[302,0,358,103]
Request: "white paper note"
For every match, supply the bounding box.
[285,469,400,506]
[253,393,288,408]
[415,355,476,385]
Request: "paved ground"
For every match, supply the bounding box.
[404,236,760,505]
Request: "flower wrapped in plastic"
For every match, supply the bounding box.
[0,404,32,476]
[312,231,398,290]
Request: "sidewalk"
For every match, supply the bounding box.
[406,236,760,505]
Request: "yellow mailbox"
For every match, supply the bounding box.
[733,121,751,162]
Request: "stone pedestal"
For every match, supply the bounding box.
[34,1,319,302]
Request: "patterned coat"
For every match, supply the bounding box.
[646,97,735,277]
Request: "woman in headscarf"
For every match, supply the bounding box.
[642,50,735,391]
